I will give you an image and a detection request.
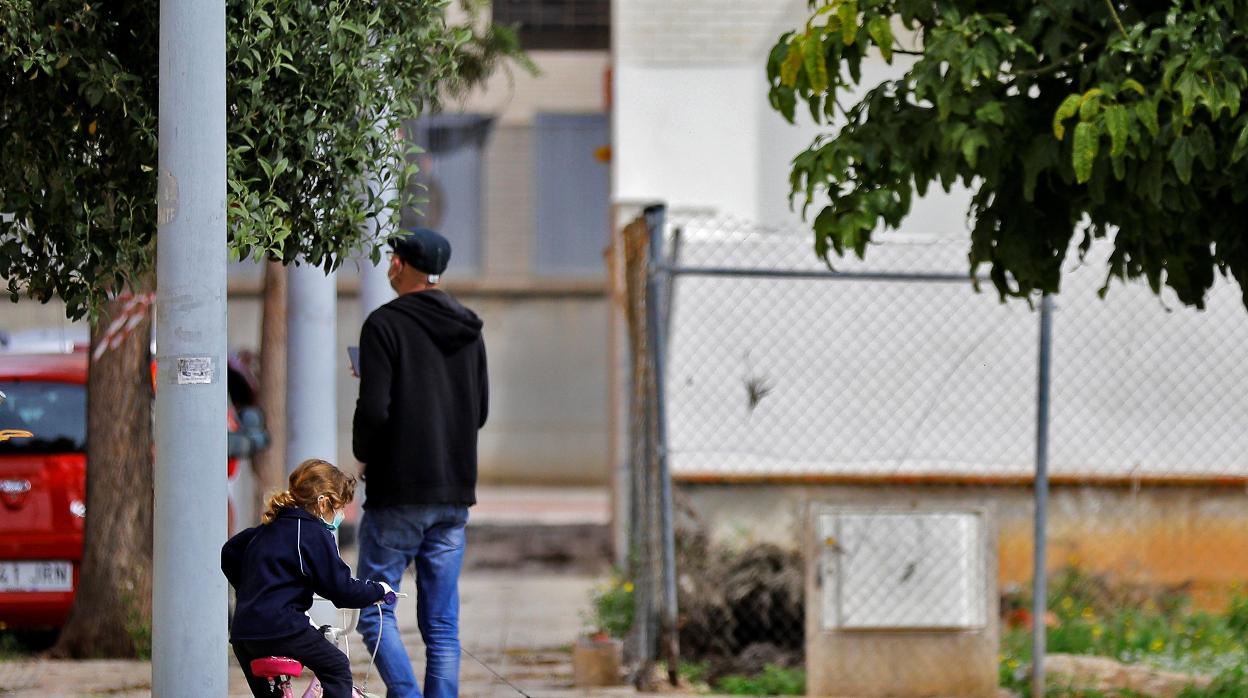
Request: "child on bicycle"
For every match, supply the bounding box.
[222,458,393,698]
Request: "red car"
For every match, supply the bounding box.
[0,351,266,629]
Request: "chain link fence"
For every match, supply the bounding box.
[616,204,1248,696]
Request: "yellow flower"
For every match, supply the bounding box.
[1149,638,1165,653]
[1007,659,1020,670]
[1061,596,1075,611]
[1081,607,1095,620]
[623,582,635,593]
[1092,625,1103,639]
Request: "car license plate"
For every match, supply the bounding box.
[0,561,73,592]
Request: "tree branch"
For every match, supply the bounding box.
[1104,0,1129,38]
[1010,42,1101,80]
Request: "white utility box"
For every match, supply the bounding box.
[806,503,998,697]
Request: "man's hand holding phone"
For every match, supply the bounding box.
[347,346,360,378]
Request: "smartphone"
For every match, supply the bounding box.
[347,346,360,376]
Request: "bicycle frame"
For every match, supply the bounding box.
[253,596,398,698]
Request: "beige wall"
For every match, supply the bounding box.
[4,283,613,486]
[680,481,1248,609]
[227,286,612,486]
[450,51,609,127]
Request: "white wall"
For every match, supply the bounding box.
[615,65,763,218]
[613,0,976,236]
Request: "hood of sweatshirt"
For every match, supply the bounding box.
[385,291,483,354]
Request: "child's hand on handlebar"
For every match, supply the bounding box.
[377,581,408,605]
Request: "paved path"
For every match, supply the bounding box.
[0,570,605,697]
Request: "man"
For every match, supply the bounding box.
[353,227,488,698]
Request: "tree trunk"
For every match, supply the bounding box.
[253,259,288,512]
[50,286,155,659]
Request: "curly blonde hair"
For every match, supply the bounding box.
[262,458,357,524]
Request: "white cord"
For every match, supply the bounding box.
[360,598,384,693]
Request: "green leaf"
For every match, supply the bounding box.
[1122,78,1146,96]
[1225,82,1242,118]
[1022,138,1056,202]
[1135,99,1159,137]
[780,36,804,87]
[1169,136,1195,184]
[1231,123,1248,164]
[803,32,829,92]
[1078,88,1104,121]
[1111,153,1126,181]
[866,15,893,62]
[838,0,858,45]
[1072,121,1100,184]
[1104,105,1130,157]
[1176,71,1199,118]
[1053,94,1081,140]
[961,129,990,168]
[975,101,1005,126]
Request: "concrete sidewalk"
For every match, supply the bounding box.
[0,571,610,697]
[0,488,633,697]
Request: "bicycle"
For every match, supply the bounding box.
[247,590,405,698]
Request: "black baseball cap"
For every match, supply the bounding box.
[390,227,452,283]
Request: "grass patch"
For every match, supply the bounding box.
[713,664,805,696]
[679,661,804,696]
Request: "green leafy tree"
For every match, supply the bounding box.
[0,0,522,657]
[768,0,1248,308]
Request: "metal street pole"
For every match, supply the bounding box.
[287,265,338,472]
[153,0,228,693]
[1032,293,1054,698]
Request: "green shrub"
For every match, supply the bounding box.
[1000,568,1248,694]
[585,572,634,639]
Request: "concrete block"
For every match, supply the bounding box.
[573,636,623,687]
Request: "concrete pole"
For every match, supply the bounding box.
[359,183,397,317]
[152,0,228,693]
[360,255,394,317]
[286,265,338,472]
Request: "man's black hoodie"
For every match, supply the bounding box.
[352,290,488,508]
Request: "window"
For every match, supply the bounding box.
[0,382,87,454]
[492,0,609,50]
[532,113,610,276]
[401,114,494,276]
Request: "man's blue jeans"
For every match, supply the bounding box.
[356,504,469,698]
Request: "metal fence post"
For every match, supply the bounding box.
[644,204,681,684]
[1032,293,1054,698]
[153,0,228,693]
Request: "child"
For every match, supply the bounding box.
[222,458,392,698]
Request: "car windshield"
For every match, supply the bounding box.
[0,381,86,454]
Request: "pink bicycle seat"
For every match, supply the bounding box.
[250,657,304,679]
